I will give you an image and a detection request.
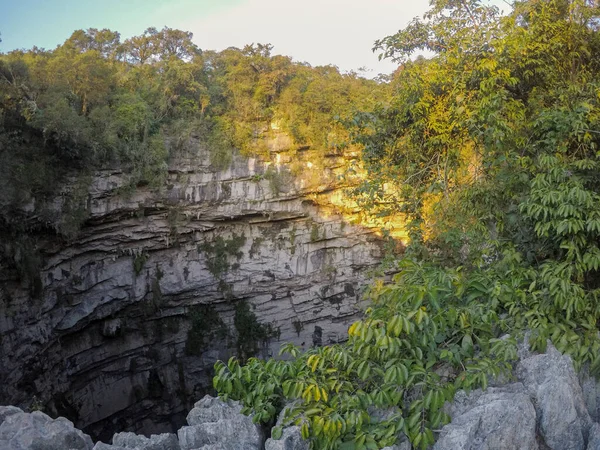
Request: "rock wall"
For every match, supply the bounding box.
[0,137,395,442]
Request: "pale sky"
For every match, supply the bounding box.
[177,0,430,76]
[0,0,508,76]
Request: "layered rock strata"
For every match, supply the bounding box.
[0,140,393,441]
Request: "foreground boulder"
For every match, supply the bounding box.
[112,431,180,450]
[265,426,308,450]
[580,367,600,424]
[433,383,538,450]
[433,341,598,450]
[588,423,600,450]
[93,444,130,450]
[517,343,592,450]
[264,404,309,450]
[177,395,264,450]
[0,406,94,450]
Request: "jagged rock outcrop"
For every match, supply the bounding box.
[112,431,180,450]
[0,136,398,440]
[433,384,538,450]
[516,343,592,450]
[580,368,600,424]
[265,426,308,450]
[0,406,93,450]
[435,341,597,450]
[588,423,600,450]
[178,395,263,450]
[264,403,308,450]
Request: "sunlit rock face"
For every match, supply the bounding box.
[0,135,394,441]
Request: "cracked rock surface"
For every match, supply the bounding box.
[0,142,390,441]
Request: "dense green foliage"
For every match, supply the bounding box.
[360,0,600,362]
[213,0,600,449]
[215,259,521,449]
[0,29,382,226]
[0,27,383,280]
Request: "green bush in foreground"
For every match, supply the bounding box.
[214,256,516,449]
[214,245,600,449]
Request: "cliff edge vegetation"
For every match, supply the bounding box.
[0,27,385,248]
[212,1,600,449]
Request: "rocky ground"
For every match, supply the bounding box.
[3,340,600,450]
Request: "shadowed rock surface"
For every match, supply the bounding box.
[0,138,394,440]
[517,343,592,450]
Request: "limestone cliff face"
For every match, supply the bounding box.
[0,136,389,442]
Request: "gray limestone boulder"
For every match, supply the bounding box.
[185,446,228,450]
[185,396,241,426]
[177,395,263,450]
[112,431,180,450]
[433,383,537,450]
[587,423,600,450]
[517,343,592,450]
[264,402,308,450]
[93,443,133,450]
[0,405,23,424]
[0,409,94,450]
[265,426,308,450]
[579,366,600,423]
